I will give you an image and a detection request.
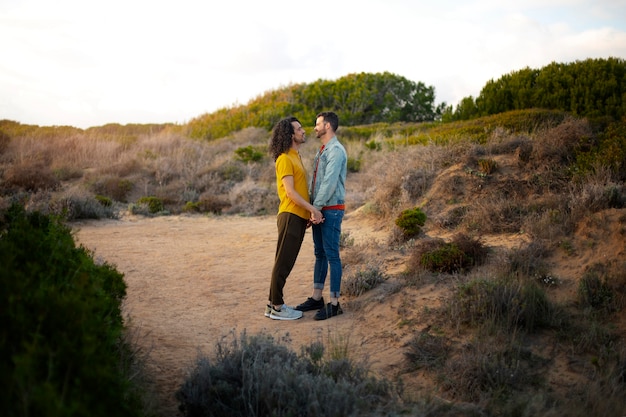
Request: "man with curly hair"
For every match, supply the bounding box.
[266,117,323,320]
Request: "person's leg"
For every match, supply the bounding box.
[269,213,306,307]
[312,222,327,294]
[320,209,344,303]
[295,223,326,311]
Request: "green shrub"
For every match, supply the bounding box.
[234,145,264,163]
[477,158,498,174]
[0,203,143,417]
[137,196,164,214]
[395,207,427,239]
[414,234,488,274]
[347,156,361,173]
[96,194,113,207]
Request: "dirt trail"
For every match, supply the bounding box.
[74,213,400,415]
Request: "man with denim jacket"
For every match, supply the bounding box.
[295,111,347,320]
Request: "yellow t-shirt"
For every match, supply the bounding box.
[275,149,310,220]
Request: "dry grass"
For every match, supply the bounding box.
[1,114,625,416]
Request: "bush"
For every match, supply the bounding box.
[0,203,143,417]
[395,207,427,239]
[411,234,488,274]
[3,161,60,192]
[137,196,164,214]
[342,265,387,297]
[53,193,118,220]
[448,276,561,333]
[347,156,361,173]
[234,145,264,163]
[176,331,398,417]
[577,265,616,313]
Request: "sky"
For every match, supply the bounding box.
[1,0,625,129]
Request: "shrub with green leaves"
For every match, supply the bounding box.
[137,196,164,214]
[234,145,264,163]
[0,203,143,417]
[395,207,427,239]
[412,234,488,274]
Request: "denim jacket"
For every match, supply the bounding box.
[310,136,347,209]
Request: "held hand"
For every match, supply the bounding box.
[310,208,324,225]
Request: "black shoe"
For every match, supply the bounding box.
[314,302,343,320]
[295,297,325,312]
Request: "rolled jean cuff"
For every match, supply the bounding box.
[329,291,340,298]
[313,283,325,290]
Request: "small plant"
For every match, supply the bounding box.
[405,332,450,370]
[342,265,387,297]
[395,207,427,239]
[234,145,264,163]
[577,267,615,312]
[347,156,361,173]
[413,234,487,274]
[477,158,498,174]
[95,194,113,207]
[365,139,382,150]
[136,196,164,214]
[339,231,354,248]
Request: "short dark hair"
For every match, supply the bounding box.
[317,111,339,132]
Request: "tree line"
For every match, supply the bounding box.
[445,57,626,123]
[186,72,446,140]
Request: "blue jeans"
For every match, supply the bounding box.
[312,209,344,298]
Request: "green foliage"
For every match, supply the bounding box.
[450,57,626,122]
[395,207,427,238]
[136,196,164,214]
[347,156,361,173]
[96,194,113,207]
[420,242,470,274]
[234,145,265,163]
[175,331,398,417]
[0,203,143,417]
[186,72,443,140]
[576,117,626,181]
[477,158,498,174]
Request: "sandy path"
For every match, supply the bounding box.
[74,213,394,415]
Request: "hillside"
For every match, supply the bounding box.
[3,109,626,416]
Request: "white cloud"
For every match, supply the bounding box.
[1,0,625,128]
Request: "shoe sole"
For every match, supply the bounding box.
[269,313,302,320]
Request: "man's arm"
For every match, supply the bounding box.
[282,175,323,223]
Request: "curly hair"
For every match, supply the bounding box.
[269,116,300,161]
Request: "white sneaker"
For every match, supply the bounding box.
[269,305,303,320]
